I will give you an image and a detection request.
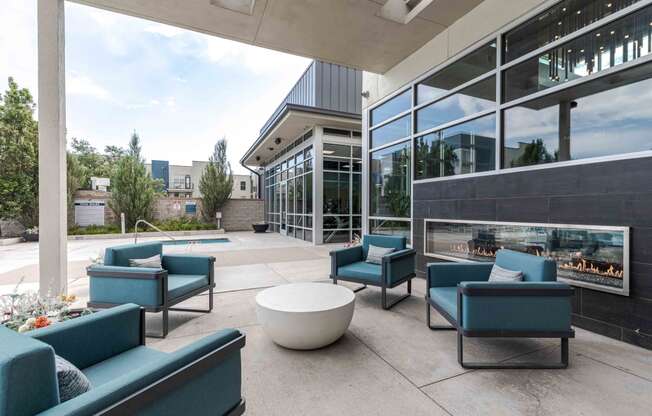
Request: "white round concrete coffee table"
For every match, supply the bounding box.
[255,282,355,350]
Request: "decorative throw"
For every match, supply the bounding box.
[366,245,395,265]
[488,264,523,282]
[55,355,92,402]
[128,254,162,268]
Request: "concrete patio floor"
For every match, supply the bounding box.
[2,232,652,415]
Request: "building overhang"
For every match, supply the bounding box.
[68,0,483,73]
[241,104,361,167]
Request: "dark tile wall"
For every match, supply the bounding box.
[413,157,652,350]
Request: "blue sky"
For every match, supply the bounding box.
[0,0,311,173]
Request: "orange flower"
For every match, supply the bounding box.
[34,316,51,328]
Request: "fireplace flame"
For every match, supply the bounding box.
[449,244,623,279]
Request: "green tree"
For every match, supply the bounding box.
[66,152,88,224]
[199,138,233,223]
[108,133,162,228]
[0,77,39,227]
[511,139,555,167]
[69,137,114,189]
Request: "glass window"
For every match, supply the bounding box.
[240,181,247,191]
[305,145,313,160]
[370,141,411,218]
[369,219,411,246]
[503,0,641,63]
[352,146,362,159]
[415,114,496,180]
[296,175,304,214]
[305,172,313,214]
[287,179,295,214]
[323,172,350,215]
[323,215,350,229]
[323,143,351,158]
[323,230,351,244]
[352,174,361,214]
[370,115,411,149]
[416,76,495,133]
[504,5,652,102]
[503,63,652,168]
[416,42,497,105]
[370,90,412,126]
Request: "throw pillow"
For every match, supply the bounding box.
[488,264,523,282]
[366,245,395,264]
[55,355,92,402]
[128,254,162,268]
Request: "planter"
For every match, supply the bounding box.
[252,223,269,233]
[23,233,39,242]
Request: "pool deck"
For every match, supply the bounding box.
[2,232,652,415]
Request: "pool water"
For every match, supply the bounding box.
[161,238,230,246]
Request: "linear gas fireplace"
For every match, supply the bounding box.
[424,219,630,296]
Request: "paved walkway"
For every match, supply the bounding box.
[2,232,652,415]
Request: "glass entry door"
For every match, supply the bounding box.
[280,181,287,235]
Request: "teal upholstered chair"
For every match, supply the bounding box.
[426,249,575,369]
[330,235,416,309]
[0,304,245,416]
[87,242,215,337]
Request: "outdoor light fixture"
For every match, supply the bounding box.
[361,91,370,98]
[274,137,282,145]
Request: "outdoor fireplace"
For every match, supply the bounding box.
[424,219,629,296]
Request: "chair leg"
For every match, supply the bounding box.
[426,300,456,330]
[381,280,411,310]
[333,279,337,285]
[169,288,215,313]
[459,336,571,369]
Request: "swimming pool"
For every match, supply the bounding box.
[161,238,230,246]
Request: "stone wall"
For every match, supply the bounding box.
[221,199,265,231]
[153,198,202,221]
[0,219,25,237]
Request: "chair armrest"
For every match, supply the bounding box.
[330,246,363,270]
[458,282,574,334]
[36,330,245,416]
[87,264,166,279]
[383,249,416,285]
[87,265,167,308]
[162,255,216,280]
[29,304,144,370]
[427,262,492,289]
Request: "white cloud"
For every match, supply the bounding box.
[144,25,186,38]
[66,73,111,100]
[0,0,37,95]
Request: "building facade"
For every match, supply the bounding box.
[146,161,258,199]
[241,61,362,244]
[361,0,652,349]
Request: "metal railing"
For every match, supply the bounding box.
[134,219,176,244]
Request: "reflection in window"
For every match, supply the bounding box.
[370,90,412,126]
[503,5,652,102]
[503,0,640,63]
[504,64,652,168]
[369,219,411,246]
[323,172,350,214]
[323,143,351,157]
[370,142,411,218]
[416,42,497,105]
[370,115,411,149]
[415,114,496,179]
[416,76,495,133]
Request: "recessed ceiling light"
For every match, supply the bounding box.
[607,3,612,7]
[610,30,615,35]
[577,10,581,15]
[625,34,630,39]
[596,33,601,37]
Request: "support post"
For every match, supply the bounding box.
[38,0,67,296]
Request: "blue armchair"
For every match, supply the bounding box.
[0,304,245,416]
[87,242,215,337]
[426,249,575,369]
[330,235,416,309]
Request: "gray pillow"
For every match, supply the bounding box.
[128,254,162,268]
[488,264,523,282]
[55,355,92,402]
[366,245,395,265]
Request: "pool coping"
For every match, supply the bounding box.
[67,229,225,241]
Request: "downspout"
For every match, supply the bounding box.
[241,161,262,199]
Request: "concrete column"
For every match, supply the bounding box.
[38,0,67,296]
[558,100,574,162]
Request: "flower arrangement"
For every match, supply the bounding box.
[345,233,362,248]
[0,278,92,333]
